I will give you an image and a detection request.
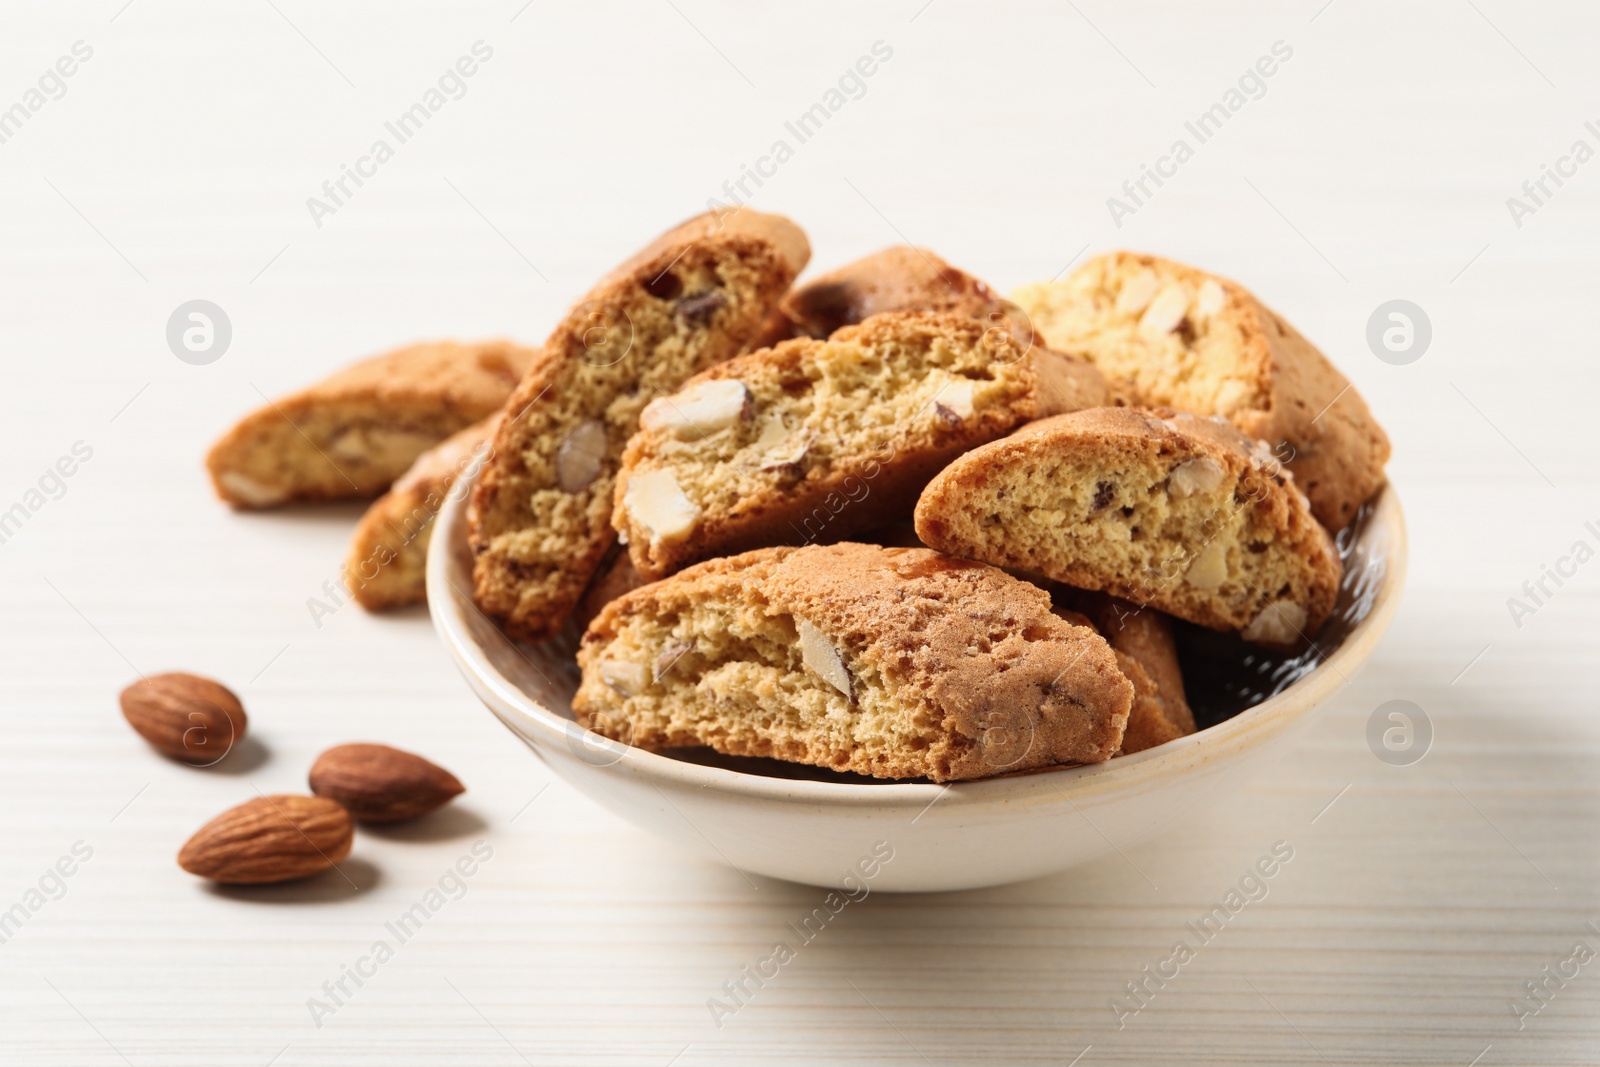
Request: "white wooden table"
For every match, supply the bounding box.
[2,1,1596,1063]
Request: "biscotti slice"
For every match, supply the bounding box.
[613,311,1108,580]
[575,542,1133,781]
[346,414,500,611]
[1054,594,1195,752]
[1108,651,1174,755]
[1011,252,1390,531]
[749,245,1020,348]
[470,209,810,640]
[1086,596,1196,737]
[914,407,1341,649]
[206,340,535,508]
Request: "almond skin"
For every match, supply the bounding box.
[120,672,247,765]
[178,795,352,884]
[309,743,465,823]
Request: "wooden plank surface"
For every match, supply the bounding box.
[1,1,1596,1063]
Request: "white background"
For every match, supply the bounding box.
[2,1,1596,1063]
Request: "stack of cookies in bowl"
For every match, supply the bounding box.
[208,210,1390,786]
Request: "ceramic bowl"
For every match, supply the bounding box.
[429,471,1406,892]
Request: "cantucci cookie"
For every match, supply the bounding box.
[1011,252,1389,530]
[206,340,535,508]
[470,208,809,640]
[749,245,1018,348]
[1109,650,1173,755]
[346,414,499,611]
[914,407,1341,648]
[612,311,1108,580]
[1055,593,1195,752]
[1046,604,1174,755]
[1087,596,1196,738]
[574,542,1133,782]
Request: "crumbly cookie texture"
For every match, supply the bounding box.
[206,340,535,508]
[575,542,1132,782]
[612,311,1108,580]
[346,414,500,611]
[469,208,810,641]
[749,245,1021,348]
[1011,252,1390,531]
[1056,592,1195,752]
[914,407,1341,649]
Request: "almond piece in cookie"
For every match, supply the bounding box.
[470,209,810,641]
[206,340,535,508]
[345,414,500,611]
[1011,252,1390,531]
[575,542,1133,782]
[612,311,1108,580]
[748,245,1026,348]
[914,407,1341,649]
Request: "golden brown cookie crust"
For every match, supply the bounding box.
[750,245,1012,348]
[206,340,534,508]
[346,414,501,611]
[469,208,810,641]
[1110,651,1184,755]
[914,406,1341,648]
[575,542,1133,782]
[1066,591,1195,737]
[1050,595,1192,752]
[1089,596,1195,736]
[1012,252,1390,531]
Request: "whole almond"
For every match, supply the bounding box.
[178,795,353,884]
[120,672,248,765]
[309,743,465,823]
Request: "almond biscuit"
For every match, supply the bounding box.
[1054,592,1195,752]
[915,407,1341,649]
[749,245,1019,348]
[575,542,1133,781]
[612,311,1107,580]
[346,414,500,611]
[1012,252,1389,530]
[206,340,534,508]
[470,209,810,640]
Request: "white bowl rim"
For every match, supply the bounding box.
[430,472,1407,809]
